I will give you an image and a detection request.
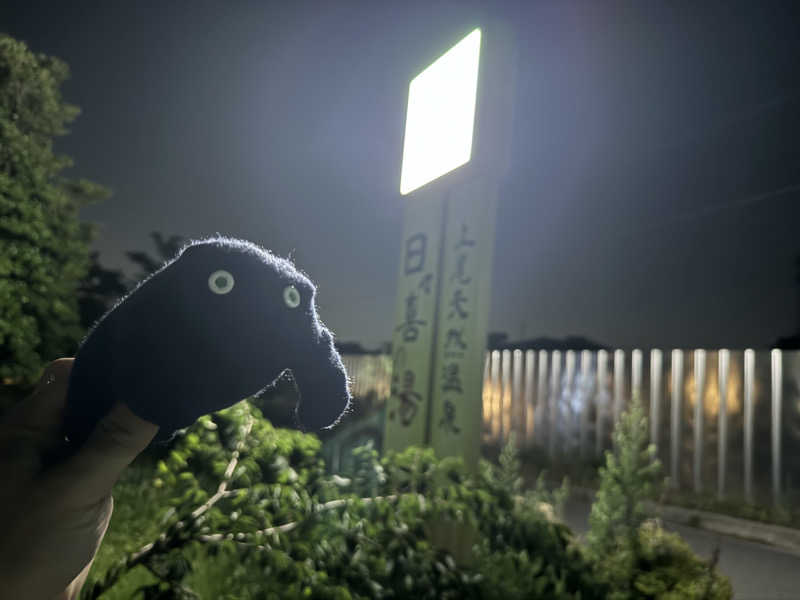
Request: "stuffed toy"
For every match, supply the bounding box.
[62,235,352,447]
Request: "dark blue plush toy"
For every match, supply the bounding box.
[63,235,352,447]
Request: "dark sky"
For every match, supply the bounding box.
[3,0,800,350]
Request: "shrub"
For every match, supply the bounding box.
[83,398,731,599]
[586,395,732,599]
[83,402,602,599]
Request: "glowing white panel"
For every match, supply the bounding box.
[400,28,481,195]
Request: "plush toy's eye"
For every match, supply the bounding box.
[283,284,301,308]
[208,270,234,295]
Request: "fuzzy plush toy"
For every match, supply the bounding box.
[63,235,352,447]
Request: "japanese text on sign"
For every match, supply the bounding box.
[437,221,477,434]
[388,231,434,428]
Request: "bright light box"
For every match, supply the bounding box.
[400,28,482,195]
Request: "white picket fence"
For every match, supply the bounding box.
[341,348,800,505]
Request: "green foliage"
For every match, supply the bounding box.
[83,398,731,599]
[586,395,731,599]
[350,440,386,498]
[497,431,523,495]
[630,522,732,600]
[0,34,110,387]
[586,394,662,563]
[85,404,605,599]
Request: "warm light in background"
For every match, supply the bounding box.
[399,28,481,195]
[684,357,743,418]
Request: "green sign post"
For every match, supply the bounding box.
[384,23,515,473]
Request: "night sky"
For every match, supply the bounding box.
[3,0,800,350]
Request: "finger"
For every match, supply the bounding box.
[72,496,113,585]
[0,359,74,474]
[60,555,98,600]
[3,358,74,436]
[40,402,158,507]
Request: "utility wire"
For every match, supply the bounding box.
[640,182,800,234]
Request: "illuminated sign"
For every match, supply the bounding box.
[400,28,481,195]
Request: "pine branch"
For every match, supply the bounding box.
[83,416,254,599]
[197,494,401,544]
[190,416,254,522]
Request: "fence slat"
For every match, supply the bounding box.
[671,349,684,489]
[596,350,608,456]
[632,349,643,402]
[549,351,562,457]
[491,351,501,442]
[693,350,706,494]
[537,351,548,449]
[501,350,512,444]
[771,349,782,505]
[512,349,524,446]
[524,350,536,447]
[650,349,662,451]
[580,350,592,459]
[718,349,729,499]
[564,351,576,451]
[614,350,625,425]
[744,349,755,503]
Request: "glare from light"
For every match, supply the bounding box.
[400,28,481,195]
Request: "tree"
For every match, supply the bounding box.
[126,231,187,280]
[76,231,187,334]
[586,395,731,599]
[76,250,129,331]
[586,395,661,570]
[0,34,110,388]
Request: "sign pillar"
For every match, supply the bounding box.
[429,178,498,472]
[382,23,515,474]
[383,188,446,453]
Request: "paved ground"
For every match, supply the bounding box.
[562,497,800,600]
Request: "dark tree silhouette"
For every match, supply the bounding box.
[76,250,128,331]
[126,231,187,280]
[76,232,188,333]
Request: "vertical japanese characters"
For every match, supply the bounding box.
[389,232,434,427]
[438,223,477,434]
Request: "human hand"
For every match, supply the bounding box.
[0,358,158,600]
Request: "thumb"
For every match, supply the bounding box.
[2,358,74,436]
[41,402,158,507]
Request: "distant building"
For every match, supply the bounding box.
[487,331,608,351]
[335,341,388,355]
